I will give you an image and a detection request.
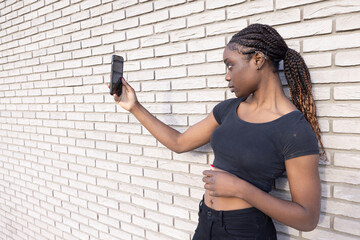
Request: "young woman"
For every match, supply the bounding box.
[108,24,325,239]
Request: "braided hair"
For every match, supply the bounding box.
[228,23,326,160]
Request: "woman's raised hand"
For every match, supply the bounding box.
[107,77,138,112]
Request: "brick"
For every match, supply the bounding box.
[206,0,245,9]
[80,16,101,29]
[140,9,168,25]
[154,18,186,33]
[302,226,359,240]
[310,68,360,83]
[171,77,206,90]
[101,12,125,25]
[302,53,332,68]
[132,176,157,189]
[312,87,330,100]
[159,224,190,240]
[318,119,330,132]
[206,19,247,36]
[276,19,332,40]
[304,0,360,20]
[113,0,137,10]
[155,67,186,80]
[188,37,225,52]
[304,32,360,52]
[130,135,156,146]
[155,43,186,57]
[188,90,225,102]
[132,215,158,231]
[121,222,145,237]
[334,152,360,169]
[127,25,154,40]
[141,81,170,92]
[70,10,90,23]
[171,53,206,66]
[173,173,202,188]
[91,24,114,37]
[141,58,169,69]
[333,119,360,133]
[144,168,172,181]
[154,0,185,10]
[155,92,187,103]
[334,185,360,203]
[129,156,155,168]
[251,8,301,26]
[115,39,139,52]
[90,3,112,17]
[114,17,139,31]
[276,0,324,9]
[145,209,173,225]
[336,14,360,32]
[170,1,204,18]
[141,34,169,47]
[143,146,172,159]
[188,9,225,27]
[172,103,206,114]
[170,27,205,42]
[227,0,273,19]
[188,62,226,76]
[158,203,189,219]
[144,189,173,204]
[320,166,360,184]
[317,102,360,117]
[146,231,174,240]
[322,134,360,151]
[126,2,153,18]
[335,50,360,67]
[117,143,143,156]
[334,217,360,236]
[127,48,154,61]
[207,76,228,88]
[127,69,154,81]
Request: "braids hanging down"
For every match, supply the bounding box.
[228,23,326,160]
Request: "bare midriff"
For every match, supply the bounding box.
[204,166,253,210]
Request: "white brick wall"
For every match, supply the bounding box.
[0,0,359,240]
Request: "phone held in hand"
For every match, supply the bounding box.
[110,55,124,96]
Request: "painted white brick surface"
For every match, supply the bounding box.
[1,1,359,240]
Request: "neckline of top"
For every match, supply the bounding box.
[234,97,300,125]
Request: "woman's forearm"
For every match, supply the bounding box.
[130,101,182,153]
[236,180,320,231]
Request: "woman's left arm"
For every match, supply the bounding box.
[203,154,321,231]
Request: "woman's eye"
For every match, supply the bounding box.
[227,64,232,70]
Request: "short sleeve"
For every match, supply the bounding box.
[212,98,239,124]
[283,120,319,160]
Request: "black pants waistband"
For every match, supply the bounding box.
[199,195,267,221]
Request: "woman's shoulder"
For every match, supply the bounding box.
[215,97,246,109]
[212,97,246,124]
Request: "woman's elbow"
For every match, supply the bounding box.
[298,214,320,231]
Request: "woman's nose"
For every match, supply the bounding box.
[225,71,231,81]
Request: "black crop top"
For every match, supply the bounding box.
[210,97,319,193]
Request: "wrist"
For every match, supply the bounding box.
[235,178,248,200]
[129,101,141,113]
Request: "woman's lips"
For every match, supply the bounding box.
[229,86,234,92]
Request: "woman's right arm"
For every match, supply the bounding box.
[108,78,219,153]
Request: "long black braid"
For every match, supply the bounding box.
[228,23,326,160]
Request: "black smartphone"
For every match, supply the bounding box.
[110,55,124,96]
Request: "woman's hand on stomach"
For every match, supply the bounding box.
[203,165,252,210]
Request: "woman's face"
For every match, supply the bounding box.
[223,45,259,98]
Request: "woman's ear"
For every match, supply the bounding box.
[254,51,267,70]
